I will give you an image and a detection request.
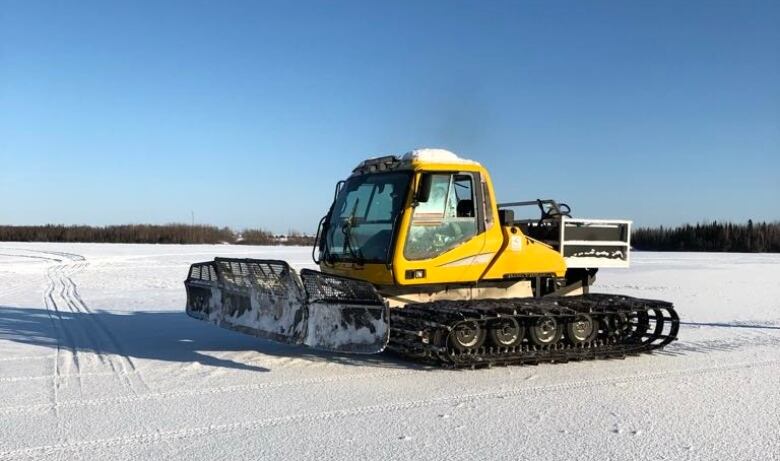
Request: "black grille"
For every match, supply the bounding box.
[300,269,383,305]
[188,262,218,282]
[214,258,295,295]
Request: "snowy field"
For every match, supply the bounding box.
[0,243,778,460]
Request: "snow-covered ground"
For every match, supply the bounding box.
[0,243,778,460]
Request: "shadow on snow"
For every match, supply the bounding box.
[0,306,427,372]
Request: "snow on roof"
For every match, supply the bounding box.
[401,148,479,165]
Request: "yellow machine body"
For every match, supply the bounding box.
[318,151,567,299]
[184,148,652,359]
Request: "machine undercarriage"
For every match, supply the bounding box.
[185,258,679,368]
[388,294,679,368]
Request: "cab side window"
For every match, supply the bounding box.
[404,173,479,260]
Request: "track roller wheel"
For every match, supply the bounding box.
[565,314,598,345]
[488,317,524,348]
[449,320,486,351]
[528,316,562,346]
[607,312,632,338]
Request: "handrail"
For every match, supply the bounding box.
[497,199,559,208]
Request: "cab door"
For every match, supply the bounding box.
[395,171,497,285]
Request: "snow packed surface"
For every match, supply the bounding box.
[0,243,778,460]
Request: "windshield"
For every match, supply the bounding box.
[322,172,411,263]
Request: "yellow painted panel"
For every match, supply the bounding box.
[483,227,567,279]
[319,262,395,286]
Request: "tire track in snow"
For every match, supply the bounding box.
[51,253,148,394]
[0,369,144,384]
[2,248,149,396]
[41,257,77,409]
[1,358,777,417]
[0,253,54,261]
[37,254,71,461]
[0,355,55,363]
[47,249,147,393]
[62,260,149,392]
[1,359,776,458]
[0,368,421,415]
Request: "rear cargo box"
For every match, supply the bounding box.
[500,201,631,269]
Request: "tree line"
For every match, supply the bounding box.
[0,224,316,246]
[632,220,780,253]
[3,221,778,252]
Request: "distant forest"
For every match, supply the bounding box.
[2,221,779,252]
[0,224,316,246]
[632,221,780,253]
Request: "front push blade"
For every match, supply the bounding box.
[186,259,308,345]
[300,269,389,354]
[184,259,389,354]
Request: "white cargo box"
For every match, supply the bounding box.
[557,217,631,268]
[498,200,632,269]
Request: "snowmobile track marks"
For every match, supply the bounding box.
[3,249,149,398]
[0,368,422,416]
[48,251,148,394]
[0,355,56,363]
[0,369,146,384]
[1,359,775,459]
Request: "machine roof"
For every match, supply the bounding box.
[351,148,481,175]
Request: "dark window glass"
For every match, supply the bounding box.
[324,172,411,263]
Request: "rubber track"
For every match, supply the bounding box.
[387,294,679,368]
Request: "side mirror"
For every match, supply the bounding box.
[415,173,432,203]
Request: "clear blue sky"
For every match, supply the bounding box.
[1,1,778,233]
